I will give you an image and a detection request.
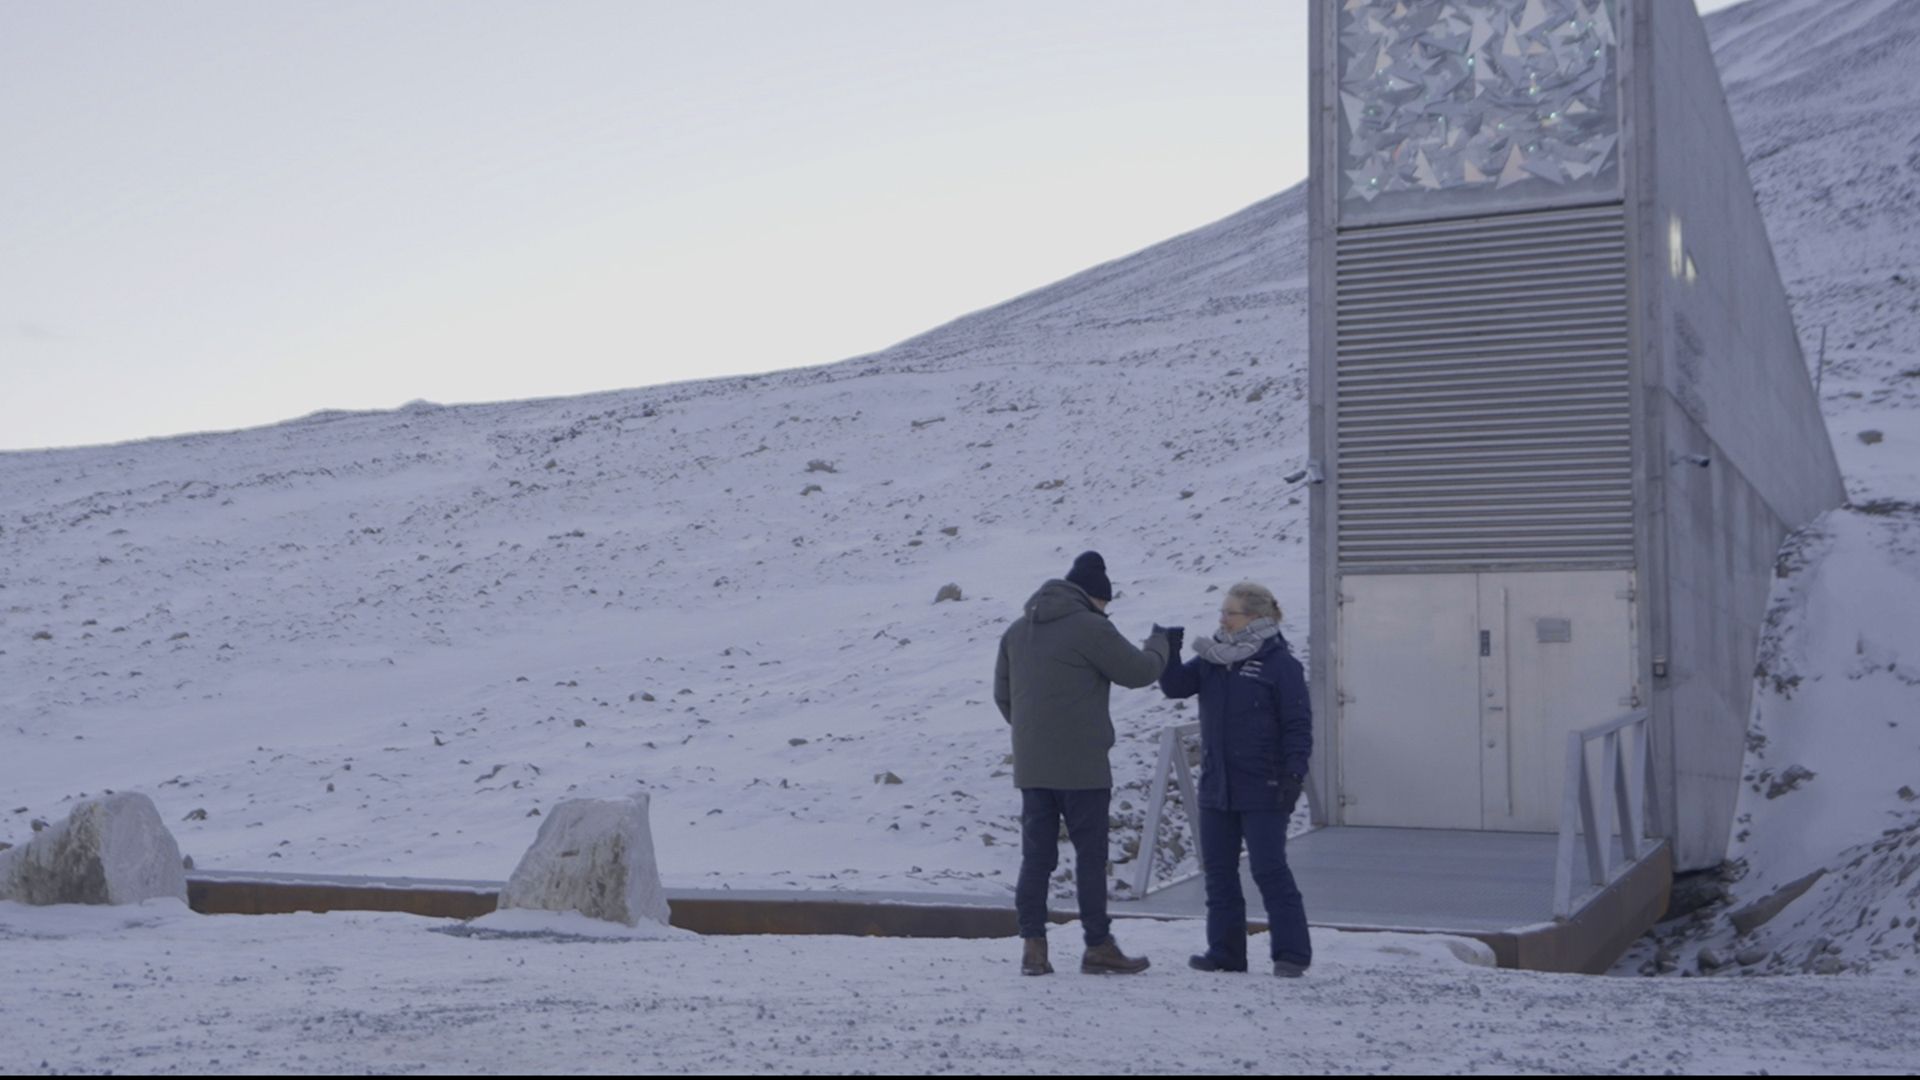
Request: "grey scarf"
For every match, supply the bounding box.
[1192,617,1281,666]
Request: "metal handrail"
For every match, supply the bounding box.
[1552,708,1661,919]
[1131,722,1203,898]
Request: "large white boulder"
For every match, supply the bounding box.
[496,792,672,927]
[0,792,188,906]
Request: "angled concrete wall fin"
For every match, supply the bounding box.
[1642,0,1842,527]
[1639,0,1846,869]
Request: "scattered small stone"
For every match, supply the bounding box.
[875,772,904,785]
[788,738,809,747]
[574,719,587,728]
[1035,479,1065,491]
[182,808,208,822]
[1665,870,1728,919]
[1179,490,1195,500]
[1697,948,1725,972]
[1813,955,1846,975]
[527,808,541,817]
[1765,764,1816,799]
[801,484,823,496]
[31,631,51,641]
[1899,786,1917,802]
[805,459,837,474]
[940,526,959,537]
[1736,946,1769,967]
[641,693,656,702]
[935,583,964,604]
[182,855,194,870]
[169,632,190,641]
[1857,430,1883,445]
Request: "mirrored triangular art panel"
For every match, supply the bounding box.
[1338,0,1621,224]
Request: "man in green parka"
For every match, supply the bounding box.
[994,550,1173,976]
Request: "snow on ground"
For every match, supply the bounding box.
[5,899,1918,1075]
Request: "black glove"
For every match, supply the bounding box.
[1152,624,1185,654]
[1279,773,1304,815]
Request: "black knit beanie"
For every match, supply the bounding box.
[1065,550,1112,602]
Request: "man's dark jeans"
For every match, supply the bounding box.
[1015,787,1112,946]
[1198,805,1312,970]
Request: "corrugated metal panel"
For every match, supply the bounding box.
[1335,206,1633,570]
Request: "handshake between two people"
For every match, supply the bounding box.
[1150,624,1186,655]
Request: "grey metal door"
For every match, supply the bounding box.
[1338,570,1637,832]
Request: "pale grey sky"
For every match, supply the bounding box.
[3,0,1747,451]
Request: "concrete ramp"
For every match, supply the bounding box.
[1130,825,1672,973]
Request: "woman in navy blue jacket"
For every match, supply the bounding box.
[1158,581,1313,977]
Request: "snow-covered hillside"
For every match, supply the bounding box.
[2,0,1917,983]
[0,189,1313,897]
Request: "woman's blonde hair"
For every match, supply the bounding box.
[1227,581,1281,622]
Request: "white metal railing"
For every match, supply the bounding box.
[1131,722,1203,898]
[1553,708,1661,920]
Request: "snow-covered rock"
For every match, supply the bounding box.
[495,793,672,927]
[0,792,187,906]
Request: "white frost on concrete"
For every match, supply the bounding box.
[0,793,187,907]
[496,793,672,927]
[462,907,691,940]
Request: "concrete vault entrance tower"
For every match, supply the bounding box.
[1306,0,1843,874]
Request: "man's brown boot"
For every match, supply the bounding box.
[1081,937,1151,974]
[1021,937,1053,976]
